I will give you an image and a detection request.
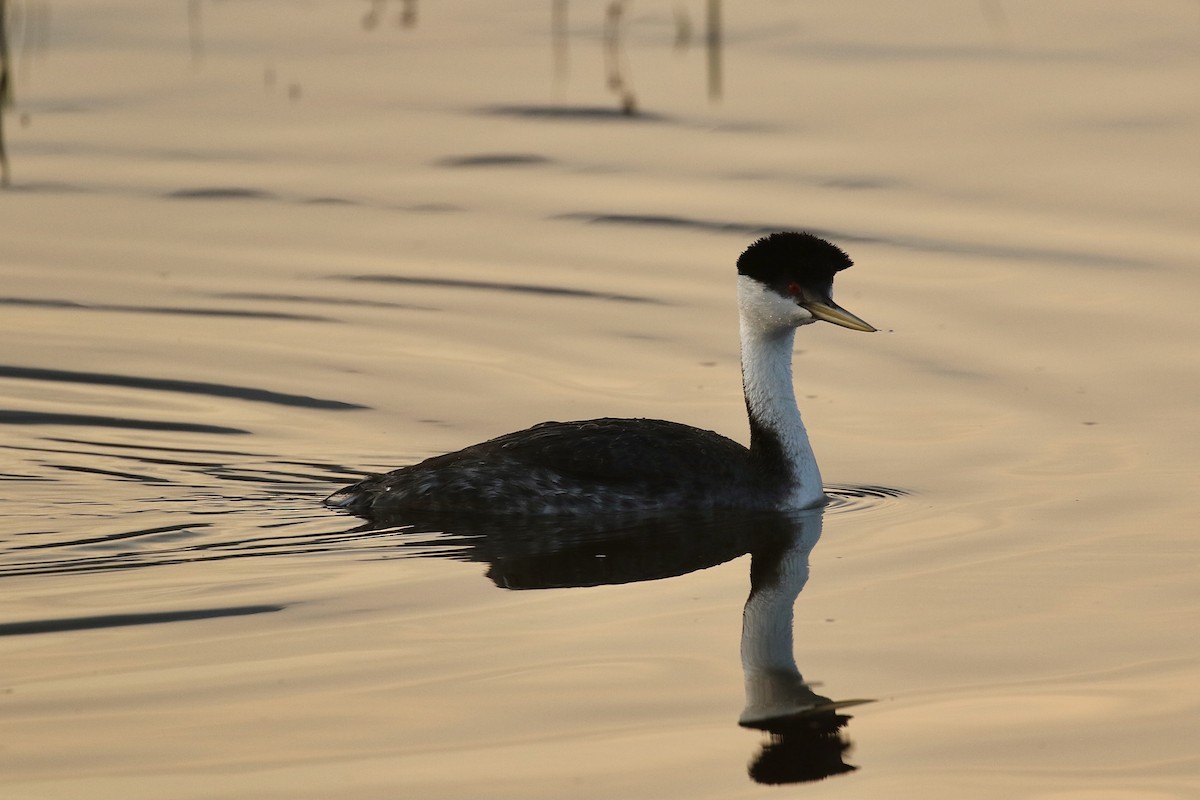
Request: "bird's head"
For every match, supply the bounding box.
[737,232,876,333]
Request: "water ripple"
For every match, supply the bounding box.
[1,430,911,580]
[824,483,910,516]
[0,365,367,410]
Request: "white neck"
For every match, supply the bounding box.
[737,276,824,509]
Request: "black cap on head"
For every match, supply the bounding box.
[737,232,853,294]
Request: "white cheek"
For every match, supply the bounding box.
[786,300,815,326]
[737,275,813,331]
[762,291,811,327]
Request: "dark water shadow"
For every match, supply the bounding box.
[45,462,174,484]
[0,604,285,637]
[165,186,377,208]
[44,437,263,458]
[559,212,1151,269]
[335,274,662,304]
[302,196,359,205]
[165,186,463,211]
[437,153,552,168]
[206,291,439,312]
[482,104,671,123]
[0,365,367,410]
[0,296,335,321]
[165,187,277,200]
[0,411,248,435]
[818,175,904,191]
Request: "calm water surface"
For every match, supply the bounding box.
[2,2,1198,798]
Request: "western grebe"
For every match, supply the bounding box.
[325,232,876,517]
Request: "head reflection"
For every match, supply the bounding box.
[363,506,869,784]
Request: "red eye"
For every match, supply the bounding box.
[786,282,802,296]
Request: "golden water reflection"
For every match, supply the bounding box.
[1,1,1197,796]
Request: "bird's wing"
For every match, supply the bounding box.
[437,417,751,487]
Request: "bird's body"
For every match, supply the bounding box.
[329,418,783,516]
[325,233,876,518]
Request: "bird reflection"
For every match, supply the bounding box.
[737,511,870,782]
[360,506,869,783]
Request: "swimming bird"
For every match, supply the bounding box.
[325,232,876,517]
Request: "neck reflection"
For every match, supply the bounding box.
[738,509,871,783]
